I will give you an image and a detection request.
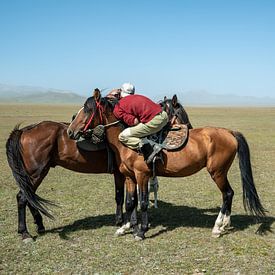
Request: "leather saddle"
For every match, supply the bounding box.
[158,123,189,151]
[139,123,189,165]
[146,123,189,151]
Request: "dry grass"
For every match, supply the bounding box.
[0,104,274,274]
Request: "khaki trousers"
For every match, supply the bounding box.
[118,111,168,149]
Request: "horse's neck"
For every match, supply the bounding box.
[104,113,127,152]
[105,124,123,149]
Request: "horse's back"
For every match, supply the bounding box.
[21,121,66,152]
[19,120,110,174]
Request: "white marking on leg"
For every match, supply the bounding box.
[212,211,224,237]
[221,213,231,231]
[115,222,131,236]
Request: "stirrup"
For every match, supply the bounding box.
[146,144,163,164]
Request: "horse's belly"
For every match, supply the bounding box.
[156,152,206,177]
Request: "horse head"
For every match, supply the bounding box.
[67,89,117,140]
[68,89,103,139]
[160,94,193,129]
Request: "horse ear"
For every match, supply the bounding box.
[93,88,101,101]
[172,94,178,106]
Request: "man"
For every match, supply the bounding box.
[113,83,168,163]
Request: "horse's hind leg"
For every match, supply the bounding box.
[27,203,45,234]
[17,191,33,241]
[149,176,159,208]
[211,174,234,237]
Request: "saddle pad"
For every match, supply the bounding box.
[162,124,189,151]
[76,137,106,151]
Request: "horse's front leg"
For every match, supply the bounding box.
[113,170,125,226]
[115,177,138,236]
[135,174,150,240]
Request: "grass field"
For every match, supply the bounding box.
[0,104,274,274]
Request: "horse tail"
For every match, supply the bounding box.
[233,131,266,218]
[6,125,55,219]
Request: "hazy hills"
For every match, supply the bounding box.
[154,90,275,107]
[1,83,275,106]
[0,84,85,104]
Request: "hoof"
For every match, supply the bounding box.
[221,225,233,232]
[114,222,131,236]
[37,227,45,234]
[114,229,125,237]
[212,232,221,238]
[134,235,144,241]
[212,228,222,238]
[134,230,145,241]
[114,227,126,236]
[23,237,34,244]
[21,232,34,242]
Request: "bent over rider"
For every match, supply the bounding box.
[113,83,169,163]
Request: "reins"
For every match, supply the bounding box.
[83,100,120,133]
[104,120,120,128]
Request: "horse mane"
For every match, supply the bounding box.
[84,96,117,113]
[15,121,68,132]
[84,97,97,113]
[12,122,40,132]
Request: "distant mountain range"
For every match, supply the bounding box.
[0,84,85,104]
[153,90,275,107]
[1,83,275,106]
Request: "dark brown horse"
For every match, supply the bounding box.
[67,90,266,240]
[6,121,125,241]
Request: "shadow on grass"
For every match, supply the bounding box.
[45,213,115,240]
[45,200,274,239]
[147,200,274,238]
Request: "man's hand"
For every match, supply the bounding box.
[134,118,139,125]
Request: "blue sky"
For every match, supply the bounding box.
[0,0,274,97]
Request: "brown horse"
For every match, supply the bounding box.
[6,121,125,241]
[67,90,266,240]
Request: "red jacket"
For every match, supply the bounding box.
[113,94,162,126]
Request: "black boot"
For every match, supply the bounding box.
[139,138,163,164]
[139,140,154,162]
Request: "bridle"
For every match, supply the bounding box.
[83,100,104,132]
[83,99,120,133]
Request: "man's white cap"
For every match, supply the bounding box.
[121,83,135,95]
